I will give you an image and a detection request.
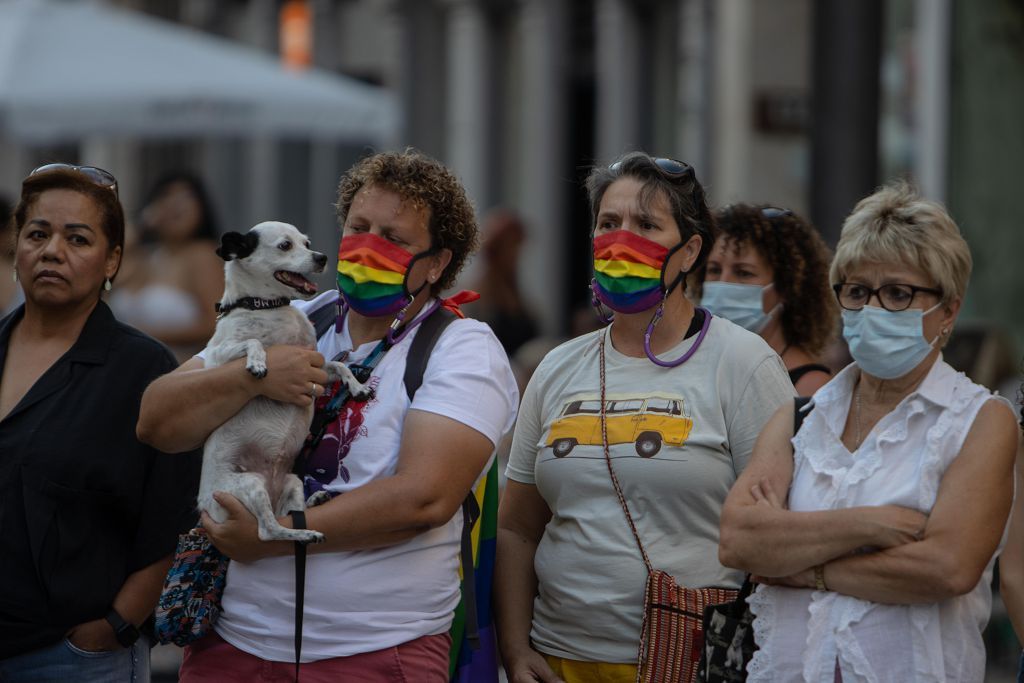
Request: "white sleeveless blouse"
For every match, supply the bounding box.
[746,357,1011,683]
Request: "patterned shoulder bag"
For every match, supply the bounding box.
[598,333,739,683]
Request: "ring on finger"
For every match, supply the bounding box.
[309,381,318,398]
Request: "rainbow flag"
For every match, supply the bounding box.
[336,233,412,316]
[449,461,500,683]
[592,231,667,313]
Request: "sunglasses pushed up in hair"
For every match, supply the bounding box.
[610,157,696,184]
[26,163,119,198]
[760,207,793,219]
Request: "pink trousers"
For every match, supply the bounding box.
[179,630,451,682]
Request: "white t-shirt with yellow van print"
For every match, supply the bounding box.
[506,317,793,663]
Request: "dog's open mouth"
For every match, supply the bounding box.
[274,271,319,296]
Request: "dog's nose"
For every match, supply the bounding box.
[313,252,328,270]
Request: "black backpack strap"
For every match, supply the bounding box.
[308,299,338,340]
[403,308,456,401]
[794,396,813,434]
[402,308,484,650]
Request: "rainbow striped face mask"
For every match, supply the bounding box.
[337,233,433,317]
[591,230,685,314]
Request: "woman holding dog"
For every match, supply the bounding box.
[494,152,793,683]
[0,165,201,681]
[138,150,519,681]
[718,183,1018,682]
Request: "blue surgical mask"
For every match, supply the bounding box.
[842,304,941,379]
[701,281,778,333]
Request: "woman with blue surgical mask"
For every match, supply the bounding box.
[718,182,1019,683]
[699,204,838,395]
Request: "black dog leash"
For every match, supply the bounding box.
[289,510,308,683]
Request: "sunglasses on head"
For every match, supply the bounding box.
[26,163,119,198]
[610,157,695,183]
[760,207,793,219]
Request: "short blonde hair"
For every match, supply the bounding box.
[830,182,972,304]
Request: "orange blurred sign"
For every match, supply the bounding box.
[280,0,312,70]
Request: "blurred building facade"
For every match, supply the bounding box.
[1,0,1021,356]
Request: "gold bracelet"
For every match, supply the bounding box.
[814,564,828,591]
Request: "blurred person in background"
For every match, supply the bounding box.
[1,195,23,317]
[108,172,223,361]
[469,207,539,356]
[138,150,518,681]
[496,152,793,683]
[0,165,200,682]
[698,204,838,396]
[719,183,1018,682]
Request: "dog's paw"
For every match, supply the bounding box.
[246,359,267,378]
[352,386,375,402]
[305,490,333,508]
[298,529,326,545]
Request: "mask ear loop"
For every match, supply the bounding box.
[590,278,614,325]
[643,248,710,367]
[386,257,439,345]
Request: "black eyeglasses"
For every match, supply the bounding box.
[761,207,793,219]
[833,282,943,312]
[610,157,695,183]
[26,163,119,197]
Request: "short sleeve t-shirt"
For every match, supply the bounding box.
[211,291,520,661]
[506,317,793,662]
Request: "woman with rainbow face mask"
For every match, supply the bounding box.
[138,151,519,681]
[698,204,839,396]
[495,152,794,683]
[719,183,1019,683]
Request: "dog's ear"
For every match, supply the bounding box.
[216,231,259,261]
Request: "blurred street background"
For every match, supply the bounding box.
[2,0,1021,680]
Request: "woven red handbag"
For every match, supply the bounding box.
[637,570,737,683]
[598,334,738,683]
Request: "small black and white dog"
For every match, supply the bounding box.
[197,221,370,544]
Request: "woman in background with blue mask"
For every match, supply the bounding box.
[699,204,837,396]
[718,182,1018,682]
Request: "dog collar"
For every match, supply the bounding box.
[215,296,292,316]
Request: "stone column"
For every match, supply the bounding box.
[913,0,952,201]
[594,0,643,162]
[443,0,496,211]
[516,0,569,336]
[709,0,754,203]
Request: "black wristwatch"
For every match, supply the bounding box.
[104,608,140,648]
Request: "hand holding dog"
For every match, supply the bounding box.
[251,345,331,406]
[202,491,291,562]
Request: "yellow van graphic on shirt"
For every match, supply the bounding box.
[544,395,692,458]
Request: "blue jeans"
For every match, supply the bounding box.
[0,635,150,682]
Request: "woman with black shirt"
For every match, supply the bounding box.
[0,165,200,682]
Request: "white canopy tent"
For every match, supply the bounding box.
[0,0,398,144]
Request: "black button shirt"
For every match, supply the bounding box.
[0,301,202,658]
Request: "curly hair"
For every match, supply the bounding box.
[698,204,838,355]
[335,150,478,294]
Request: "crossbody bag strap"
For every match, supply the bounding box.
[598,332,655,574]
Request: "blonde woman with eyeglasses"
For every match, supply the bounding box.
[719,182,1018,682]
